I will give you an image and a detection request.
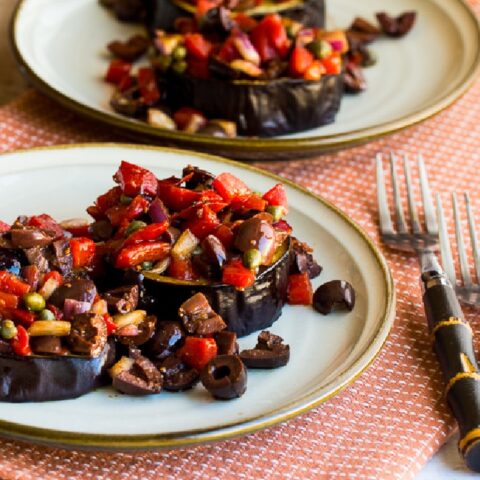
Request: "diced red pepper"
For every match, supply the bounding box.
[115,241,170,269]
[157,181,201,211]
[103,313,118,335]
[41,270,64,287]
[137,67,161,105]
[195,0,221,17]
[273,219,293,235]
[179,336,217,371]
[9,308,36,327]
[124,221,169,246]
[287,272,313,305]
[95,186,123,214]
[105,59,132,84]
[184,33,213,61]
[321,53,342,75]
[213,224,234,250]
[174,16,198,34]
[262,14,289,57]
[217,36,240,62]
[263,183,288,213]
[168,256,197,280]
[11,325,31,356]
[105,195,150,226]
[27,214,64,239]
[70,237,96,269]
[222,259,256,289]
[0,221,10,233]
[212,172,252,202]
[114,161,158,198]
[187,58,210,79]
[0,271,30,296]
[22,265,40,291]
[250,25,277,63]
[304,60,325,81]
[173,107,207,131]
[289,46,314,78]
[118,74,134,92]
[231,194,267,212]
[184,205,220,240]
[234,13,258,32]
[0,291,18,309]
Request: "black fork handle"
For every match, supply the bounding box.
[422,272,480,472]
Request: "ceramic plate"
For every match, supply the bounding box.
[11,0,480,160]
[0,144,394,450]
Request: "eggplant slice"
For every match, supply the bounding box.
[144,0,325,32]
[0,343,112,402]
[166,73,344,136]
[142,241,290,337]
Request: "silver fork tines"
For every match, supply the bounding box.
[376,152,438,253]
[437,192,480,305]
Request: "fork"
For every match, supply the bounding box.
[376,152,480,472]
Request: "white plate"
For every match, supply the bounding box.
[0,144,394,450]
[11,0,480,159]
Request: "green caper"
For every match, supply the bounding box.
[155,54,172,72]
[141,261,154,270]
[120,194,133,205]
[39,309,56,321]
[172,60,187,75]
[172,45,187,61]
[307,39,332,59]
[1,320,17,340]
[125,220,147,237]
[243,248,262,270]
[362,48,377,68]
[266,205,285,222]
[285,25,296,39]
[23,292,46,312]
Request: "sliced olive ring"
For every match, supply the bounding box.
[200,355,247,400]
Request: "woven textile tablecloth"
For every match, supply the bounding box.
[0,72,480,478]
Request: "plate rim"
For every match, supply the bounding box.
[9,0,480,159]
[0,142,395,450]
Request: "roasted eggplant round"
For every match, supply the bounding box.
[0,343,113,402]
[166,72,344,136]
[142,242,290,337]
[144,0,325,33]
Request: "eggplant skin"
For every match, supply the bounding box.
[166,73,344,136]
[143,245,290,337]
[0,344,112,402]
[143,0,325,32]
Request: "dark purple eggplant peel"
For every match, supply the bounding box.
[166,72,344,136]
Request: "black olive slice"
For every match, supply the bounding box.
[111,355,162,396]
[104,285,139,314]
[313,280,355,315]
[178,293,226,335]
[67,313,108,357]
[376,11,416,38]
[145,321,184,359]
[215,331,239,356]
[240,330,290,368]
[157,356,199,391]
[117,315,157,347]
[200,355,247,400]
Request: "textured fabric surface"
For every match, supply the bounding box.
[0,52,480,480]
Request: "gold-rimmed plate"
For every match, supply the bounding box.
[0,144,394,450]
[10,0,480,160]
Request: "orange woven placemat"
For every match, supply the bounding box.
[0,56,480,480]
